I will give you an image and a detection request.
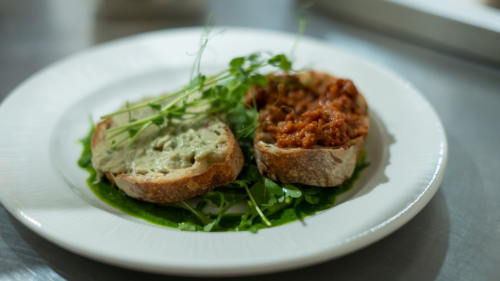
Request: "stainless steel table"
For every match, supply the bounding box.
[1,0,499,280]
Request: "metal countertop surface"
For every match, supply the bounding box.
[1,0,499,280]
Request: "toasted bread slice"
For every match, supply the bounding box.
[254,80,369,187]
[92,118,244,203]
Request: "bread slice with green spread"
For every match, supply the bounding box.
[91,103,244,203]
[253,72,369,187]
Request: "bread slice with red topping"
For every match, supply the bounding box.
[253,72,369,187]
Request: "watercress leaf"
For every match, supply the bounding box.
[230,57,245,69]
[249,178,284,207]
[249,182,268,205]
[282,184,302,198]
[264,178,284,204]
[250,74,268,86]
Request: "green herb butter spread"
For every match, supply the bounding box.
[92,100,228,178]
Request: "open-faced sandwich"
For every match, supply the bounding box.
[251,72,369,187]
[92,110,244,203]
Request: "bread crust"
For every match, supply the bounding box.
[254,87,369,187]
[92,119,244,203]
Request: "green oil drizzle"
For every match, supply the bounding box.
[78,124,369,232]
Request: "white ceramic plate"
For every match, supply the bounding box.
[0,28,447,277]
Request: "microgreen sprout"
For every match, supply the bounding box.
[101,51,293,148]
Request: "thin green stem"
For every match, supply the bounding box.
[105,75,231,133]
[100,70,229,120]
[290,3,310,59]
[124,121,152,148]
[110,134,129,149]
[243,184,272,227]
[100,88,187,119]
[180,200,212,225]
[105,128,128,141]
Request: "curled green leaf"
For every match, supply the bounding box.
[230,57,245,69]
